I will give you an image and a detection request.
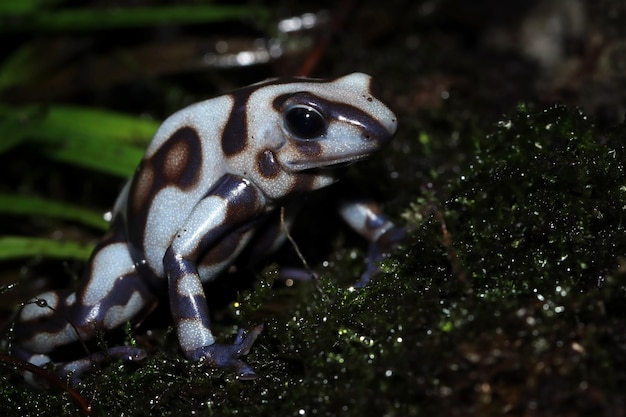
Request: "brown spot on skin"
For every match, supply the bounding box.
[257,149,281,179]
[272,94,290,113]
[126,126,202,256]
[163,139,190,183]
[221,179,263,224]
[296,140,322,157]
[126,159,159,254]
[157,127,203,189]
[199,227,248,268]
[222,91,249,156]
[367,77,384,103]
[289,171,316,193]
[131,162,155,215]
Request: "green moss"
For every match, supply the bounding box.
[3,104,625,416]
[394,104,626,415]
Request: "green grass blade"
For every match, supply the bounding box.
[0,236,94,261]
[35,105,159,177]
[1,104,158,177]
[35,135,146,178]
[0,43,44,92]
[1,5,269,32]
[0,105,41,154]
[0,0,65,15]
[0,194,109,230]
[39,105,159,148]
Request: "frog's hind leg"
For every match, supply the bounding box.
[14,225,156,383]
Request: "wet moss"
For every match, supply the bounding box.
[3,103,626,417]
[448,104,626,295]
[393,103,626,415]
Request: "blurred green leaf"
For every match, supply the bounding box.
[42,105,158,146]
[0,0,65,15]
[0,5,269,32]
[0,104,158,177]
[33,106,155,177]
[0,236,94,261]
[0,45,36,92]
[0,194,109,230]
[0,105,40,153]
[0,43,51,92]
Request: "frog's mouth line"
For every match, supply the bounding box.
[318,160,355,169]
[285,153,371,171]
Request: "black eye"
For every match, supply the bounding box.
[284,105,327,140]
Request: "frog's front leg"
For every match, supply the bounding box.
[163,174,266,379]
[339,197,405,287]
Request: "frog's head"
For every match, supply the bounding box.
[233,73,397,199]
[271,72,397,172]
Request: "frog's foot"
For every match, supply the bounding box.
[57,346,147,385]
[354,226,406,288]
[279,267,319,282]
[14,346,146,386]
[190,324,264,380]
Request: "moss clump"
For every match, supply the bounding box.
[3,105,625,416]
[448,104,626,296]
[395,104,626,415]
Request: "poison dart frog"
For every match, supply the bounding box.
[13,73,403,382]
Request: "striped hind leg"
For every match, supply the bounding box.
[14,228,156,383]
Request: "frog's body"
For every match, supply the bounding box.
[14,73,402,381]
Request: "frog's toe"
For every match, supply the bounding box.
[197,324,263,379]
[58,346,147,385]
[355,226,406,288]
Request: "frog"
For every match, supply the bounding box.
[13,72,403,382]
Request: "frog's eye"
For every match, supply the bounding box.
[284,105,327,140]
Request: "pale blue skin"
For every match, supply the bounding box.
[14,73,403,382]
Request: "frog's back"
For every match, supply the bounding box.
[124,95,235,277]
